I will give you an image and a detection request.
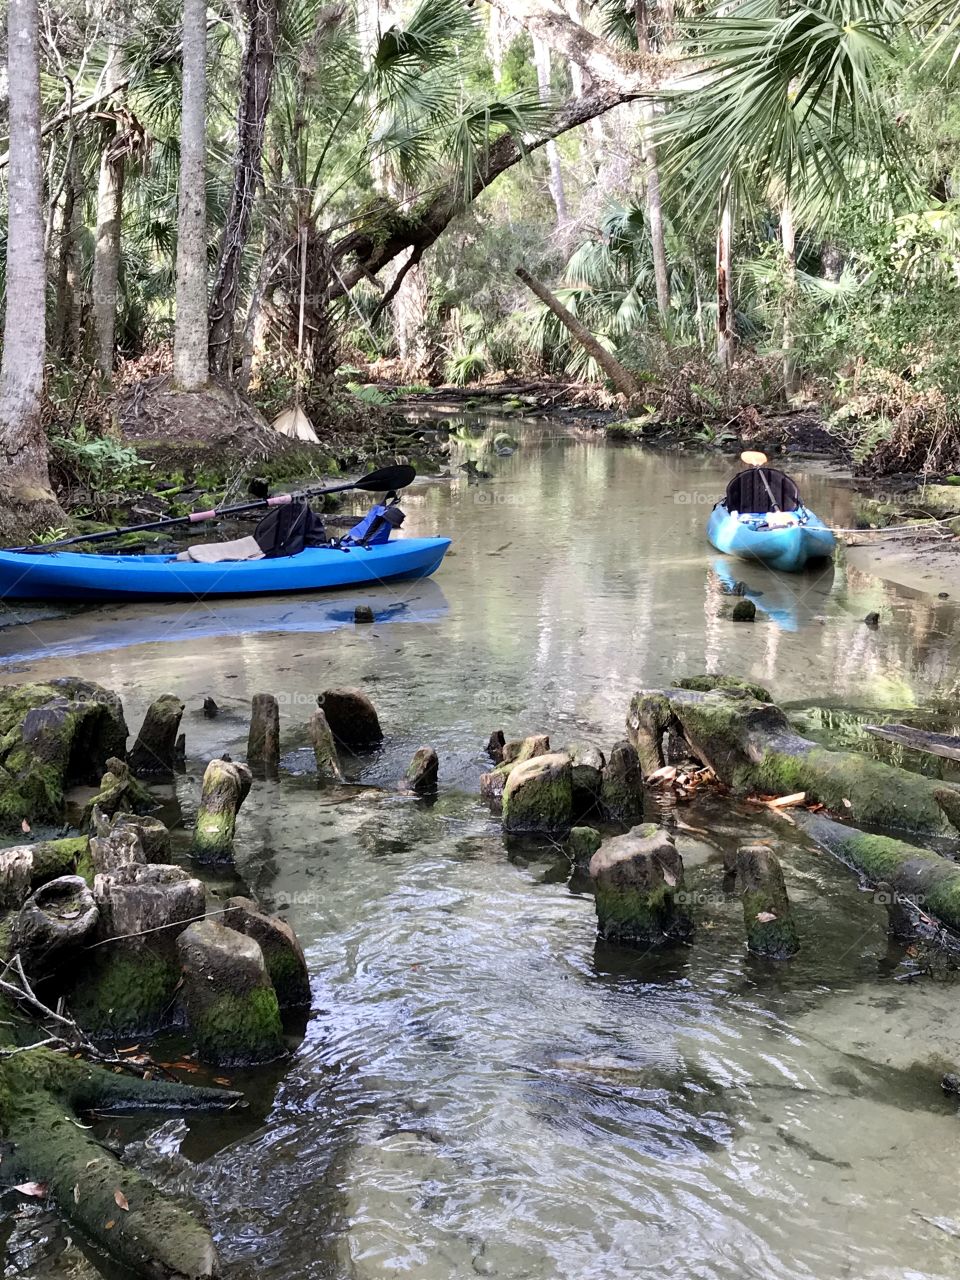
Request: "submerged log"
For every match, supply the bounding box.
[627,686,960,836]
[193,759,253,862]
[128,693,185,780]
[0,1046,241,1279]
[247,693,280,779]
[796,811,960,935]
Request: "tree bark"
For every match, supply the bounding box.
[90,46,128,380]
[516,265,639,398]
[50,148,80,358]
[633,0,670,329]
[716,185,735,369]
[0,0,62,528]
[780,198,797,396]
[533,37,568,227]
[173,0,210,391]
[208,0,279,379]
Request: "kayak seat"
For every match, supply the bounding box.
[176,536,265,564]
[724,467,801,514]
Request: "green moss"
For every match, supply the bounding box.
[30,836,89,882]
[193,810,235,860]
[742,888,800,958]
[190,985,284,1066]
[502,761,573,836]
[594,882,677,946]
[566,826,602,865]
[69,949,180,1036]
[675,675,772,702]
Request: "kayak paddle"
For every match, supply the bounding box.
[16,463,417,554]
[740,450,781,513]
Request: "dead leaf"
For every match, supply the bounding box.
[213,1076,232,1086]
[114,1189,129,1212]
[13,1182,47,1198]
[842,798,853,809]
[756,912,778,923]
[85,1159,101,1170]
[104,1220,115,1231]
[73,1184,80,1204]
[20,819,29,833]
[646,765,677,785]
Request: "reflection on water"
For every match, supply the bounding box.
[3,419,960,1280]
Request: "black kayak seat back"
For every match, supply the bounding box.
[724,467,801,514]
[254,502,327,558]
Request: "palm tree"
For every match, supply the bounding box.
[659,0,906,379]
[0,0,63,534]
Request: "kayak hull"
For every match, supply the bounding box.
[0,537,452,602]
[706,506,835,573]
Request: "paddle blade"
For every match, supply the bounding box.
[353,464,416,493]
[740,450,769,468]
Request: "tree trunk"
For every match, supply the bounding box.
[173,0,210,391]
[516,265,639,398]
[238,234,281,391]
[50,148,79,358]
[780,198,797,397]
[634,0,670,329]
[90,50,126,380]
[716,185,735,369]
[208,0,278,379]
[533,37,568,227]
[0,0,62,532]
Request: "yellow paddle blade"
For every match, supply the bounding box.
[740,450,769,467]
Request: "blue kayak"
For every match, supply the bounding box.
[707,504,835,573]
[0,536,451,602]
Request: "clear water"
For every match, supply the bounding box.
[4,418,960,1280]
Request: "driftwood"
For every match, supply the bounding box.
[864,723,960,763]
[627,683,960,836]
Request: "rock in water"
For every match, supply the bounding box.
[354,605,375,624]
[406,747,439,793]
[503,734,550,765]
[70,862,205,1034]
[202,696,219,718]
[12,876,99,980]
[193,759,253,862]
[566,826,602,866]
[247,693,280,779]
[589,824,692,948]
[128,693,185,780]
[485,729,506,763]
[309,708,344,783]
[502,752,573,837]
[98,810,171,863]
[600,740,644,824]
[223,896,310,1008]
[735,844,800,958]
[731,599,757,622]
[318,688,383,749]
[177,919,285,1065]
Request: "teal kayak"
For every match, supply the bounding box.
[0,536,451,602]
[707,504,835,573]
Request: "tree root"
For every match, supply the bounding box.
[0,1046,242,1278]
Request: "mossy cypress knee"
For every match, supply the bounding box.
[177,919,285,1065]
[600,740,644,824]
[128,693,185,780]
[736,844,800,958]
[193,759,253,862]
[309,708,344,783]
[317,688,382,749]
[566,826,602,865]
[406,746,439,793]
[223,896,310,1008]
[589,824,693,948]
[502,752,573,837]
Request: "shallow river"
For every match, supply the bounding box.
[4,417,960,1280]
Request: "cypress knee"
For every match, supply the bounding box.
[736,844,800,958]
[589,824,692,948]
[193,759,253,862]
[309,708,344,783]
[247,692,280,779]
[128,693,185,780]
